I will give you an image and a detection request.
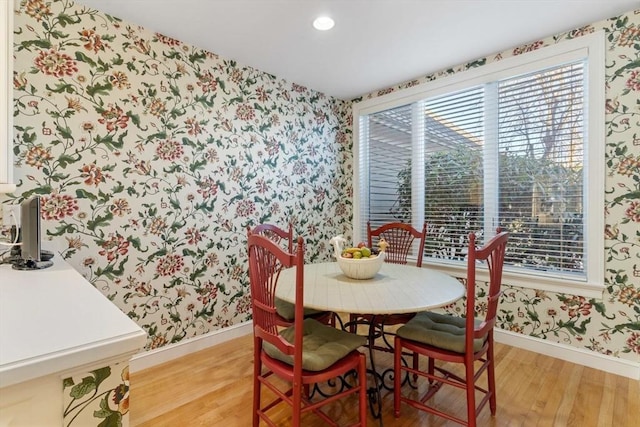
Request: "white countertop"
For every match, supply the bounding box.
[0,258,147,388]
[276,262,465,315]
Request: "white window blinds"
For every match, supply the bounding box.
[363,104,414,226]
[359,60,589,279]
[497,62,585,274]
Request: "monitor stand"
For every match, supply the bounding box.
[12,259,54,270]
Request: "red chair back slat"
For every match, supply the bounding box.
[367,221,427,266]
[247,234,304,356]
[466,229,509,349]
[248,223,335,328]
[248,223,293,252]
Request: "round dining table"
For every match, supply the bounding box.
[275,261,465,422]
[275,261,465,315]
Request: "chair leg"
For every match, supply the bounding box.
[348,313,358,333]
[358,353,367,426]
[292,376,302,426]
[394,336,402,418]
[252,344,261,427]
[428,357,435,384]
[488,338,497,414]
[303,383,310,398]
[465,359,476,427]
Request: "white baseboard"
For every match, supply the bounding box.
[129,321,253,372]
[128,321,639,380]
[494,329,640,380]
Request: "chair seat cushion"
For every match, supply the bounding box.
[264,318,366,371]
[397,311,485,353]
[275,297,326,321]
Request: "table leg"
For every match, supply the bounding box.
[367,315,384,423]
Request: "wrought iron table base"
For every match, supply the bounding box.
[307,314,417,426]
[343,314,417,424]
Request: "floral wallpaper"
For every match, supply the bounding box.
[4,0,352,356]
[357,11,640,362]
[1,5,637,413]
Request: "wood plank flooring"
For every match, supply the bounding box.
[130,332,639,426]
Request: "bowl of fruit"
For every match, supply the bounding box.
[329,235,386,280]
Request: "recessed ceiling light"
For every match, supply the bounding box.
[313,16,334,31]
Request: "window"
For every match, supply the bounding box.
[353,32,605,297]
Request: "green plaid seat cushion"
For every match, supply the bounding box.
[264,318,366,371]
[275,297,326,321]
[397,311,486,354]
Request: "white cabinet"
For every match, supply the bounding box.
[0,0,16,194]
[0,375,63,427]
[0,260,147,425]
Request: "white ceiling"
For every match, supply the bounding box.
[77,0,639,100]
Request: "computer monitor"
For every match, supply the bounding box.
[12,196,53,270]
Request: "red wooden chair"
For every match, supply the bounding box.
[349,221,427,338]
[248,234,368,426]
[248,224,335,327]
[393,229,509,427]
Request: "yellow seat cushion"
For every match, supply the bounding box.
[263,318,366,371]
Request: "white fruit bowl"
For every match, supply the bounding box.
[336,252,384,280]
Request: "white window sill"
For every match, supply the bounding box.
[421,260,605,299]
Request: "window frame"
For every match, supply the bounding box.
[352,31,605,298]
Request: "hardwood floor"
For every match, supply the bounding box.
[130,332,639,426]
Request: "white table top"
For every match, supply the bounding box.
[276,262,465,315]
[0,259,147,388]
